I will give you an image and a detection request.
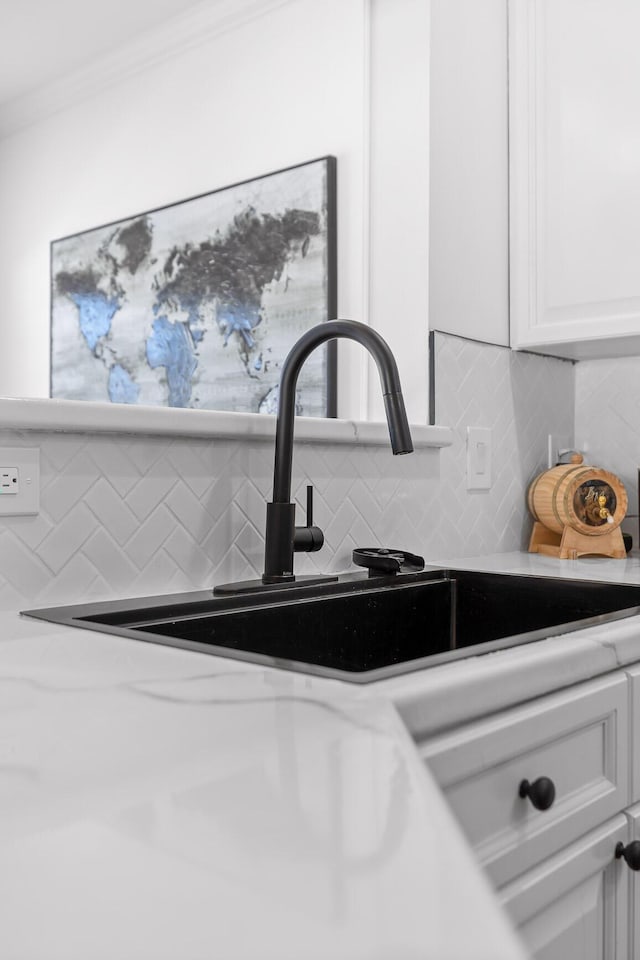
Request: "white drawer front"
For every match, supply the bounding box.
[419,674,628,888]
[499,815,628,960]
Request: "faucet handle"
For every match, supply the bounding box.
[293,485,324,553]
[305,484,314,527]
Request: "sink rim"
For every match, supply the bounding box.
[20,569,640,684]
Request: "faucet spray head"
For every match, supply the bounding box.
[384,391,413,455]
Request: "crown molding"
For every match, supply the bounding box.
[0,0,295,139]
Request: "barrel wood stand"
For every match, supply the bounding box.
[528,454,628,560]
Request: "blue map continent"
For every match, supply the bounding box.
[70,292,119,351]
[108,364,140,404]
[146,316,198,407]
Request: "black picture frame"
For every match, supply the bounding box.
[50,156,337,417]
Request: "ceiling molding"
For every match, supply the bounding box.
[0,0,295,139]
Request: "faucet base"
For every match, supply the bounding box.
[213,574,339,597]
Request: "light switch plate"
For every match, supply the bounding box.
[466,427,492,491]
[0,448,39,515]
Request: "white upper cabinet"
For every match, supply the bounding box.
[509,0,640,359]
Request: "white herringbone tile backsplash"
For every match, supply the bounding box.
[0,430,441,611]
[0,334,576,611]
[575,356,640,529]
[431,333,575,560]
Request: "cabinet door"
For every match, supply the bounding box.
[420,673,628,887]
[500,815,629,960]
[509,0,640,359]
[625,802,640,957]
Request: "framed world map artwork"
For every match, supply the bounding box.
[50,157,337,416]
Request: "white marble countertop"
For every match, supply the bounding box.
[426,550,640,585]
[6,550,640,959]
[2,611,525,960]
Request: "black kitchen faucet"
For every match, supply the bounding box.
[263,319,413,583]
[215,319,413,595]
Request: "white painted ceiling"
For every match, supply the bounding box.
[0,0,208,106]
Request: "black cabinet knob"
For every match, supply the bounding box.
[615,841,640,871]
[519,777,556,811]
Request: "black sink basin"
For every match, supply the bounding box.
[21,569,640,682]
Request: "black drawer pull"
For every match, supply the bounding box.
[519,777,556,811]
[615,841,640,871]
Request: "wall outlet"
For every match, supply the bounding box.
[0,467,19,494]
[0,448,39,516]
[467,427,492,490]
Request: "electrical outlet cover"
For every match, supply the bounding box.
[0,467,19,494]
[0,448,39,516]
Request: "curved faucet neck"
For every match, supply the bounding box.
[272,319,412,504]
[263,319,413,584]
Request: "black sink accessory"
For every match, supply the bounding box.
[352,547,425,576]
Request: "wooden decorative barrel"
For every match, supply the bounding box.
[527,454,628,559]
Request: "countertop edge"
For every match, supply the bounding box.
[0,397,453,448]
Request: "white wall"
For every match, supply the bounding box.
[367,0,430,421]
[575,357,640,543]
[429,0,509,346]
[0,335,575,611]
[0,0,430,423]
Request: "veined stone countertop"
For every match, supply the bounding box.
[7,550,640,960]
[427,550,640,585]
[2,611,524,960]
